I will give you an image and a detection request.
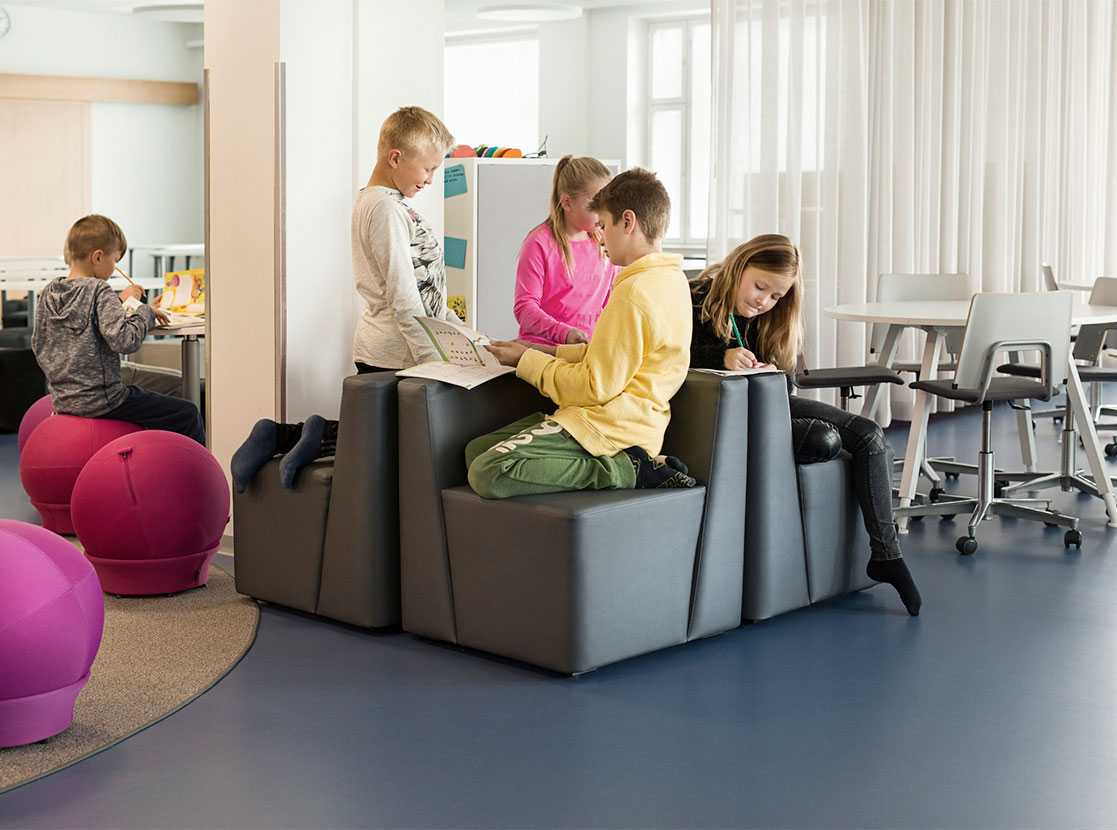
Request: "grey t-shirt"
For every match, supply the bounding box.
[351,186,459,369]
[31,277,155,416]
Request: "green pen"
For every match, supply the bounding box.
[729,314,746,350]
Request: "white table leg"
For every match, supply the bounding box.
[859,324,903,423]
[1067,357,1117,527]
[897,328,945,532]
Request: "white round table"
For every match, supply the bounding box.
[825,299,1117,529]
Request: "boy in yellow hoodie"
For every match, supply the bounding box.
[468,168,695,498]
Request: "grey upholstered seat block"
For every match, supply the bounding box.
[318,372,402,628]
[234,458,333,614]
[743,377,811,621]
[797,454,873,603]
[233,372,402,628]
[441,486,705,675]
[662,372,749,640]
[397,376,552,642]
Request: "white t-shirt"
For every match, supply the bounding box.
[351,186,459,369]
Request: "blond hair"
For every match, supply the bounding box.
[588,168,670,243]
[544,155,612,273]
[377,106,454,158]
[64,214,128,265]
[695,234,803,372]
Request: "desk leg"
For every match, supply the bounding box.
[182,335,203,409]
[897,329,945,532]
[860,324,902,423]
[1067,358,1117,527]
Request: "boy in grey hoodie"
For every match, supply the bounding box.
[31,215,205,444]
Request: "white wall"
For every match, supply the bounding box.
[280,0,356,422]
[0,4,204,275]
[356,0,447,242]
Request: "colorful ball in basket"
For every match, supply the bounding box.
[19,416,143,535]
[0,520,104,747]
[449,144,477,158]
[17,394,54,453]
[71,430,230,596]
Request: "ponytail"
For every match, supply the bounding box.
[543,155,612,273]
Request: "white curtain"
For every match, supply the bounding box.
[708,0,1117,418]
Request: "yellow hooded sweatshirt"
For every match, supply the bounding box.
[515,252,692,458]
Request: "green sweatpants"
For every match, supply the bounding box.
[465,412,637,499]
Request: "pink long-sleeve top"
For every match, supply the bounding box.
[513,223,619,346]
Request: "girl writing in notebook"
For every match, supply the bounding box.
[689,234,922,616]
[513,156,619,346]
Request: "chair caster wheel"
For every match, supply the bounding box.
[929,486,945,502]
[946,472,961,481]
[1065,529,1083,549]
[909,515,924,523]
[956,536,978,555]
[1106,442,1117,458]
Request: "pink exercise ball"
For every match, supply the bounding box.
[17,395,54,453]
[19,416,143,535]
[71,430,230,596]
[0,520,104,747]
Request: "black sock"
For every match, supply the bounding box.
[867,558,923,617]
[231,419,279,494]
[623,446,697,489]
[279,415,326,489]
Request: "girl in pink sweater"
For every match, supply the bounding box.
[514,156,619,346]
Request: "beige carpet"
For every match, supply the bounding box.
[0,565,258,794]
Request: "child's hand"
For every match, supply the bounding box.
[487,340,529,367]
[565,328,588,345]
[119,285,144,303]
[724,347,761,370]
[153,309,171,327]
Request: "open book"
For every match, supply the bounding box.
[395,316,515,390]
[691,366,782,377]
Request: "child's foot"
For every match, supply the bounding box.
[231,419,279,493]
[624,446,697,489]
[279,415,326,489]
[866,558,923,616]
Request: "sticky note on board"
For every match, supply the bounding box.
[444,236,468,270]
[444,164,468,198]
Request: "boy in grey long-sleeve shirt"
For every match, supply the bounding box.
[31,214,205,444]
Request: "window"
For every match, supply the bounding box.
[646,17,711,248]
[444,33,540,153]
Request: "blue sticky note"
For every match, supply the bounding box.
[444,236,468,270]
[444,164,468,198]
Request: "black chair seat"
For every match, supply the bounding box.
[999,362,1117,383]
[794,365,904,390]
[910,376,1048,403]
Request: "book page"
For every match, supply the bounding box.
[396,362,514,390]
[415,316,500,368]
[691,366,782,377]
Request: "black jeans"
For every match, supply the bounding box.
[789,395,901,561]
[102,385,206,446]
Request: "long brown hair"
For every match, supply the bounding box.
[544,155,612,273]
[694,234,803,372]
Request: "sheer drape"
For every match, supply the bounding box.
[708,0,1117,419]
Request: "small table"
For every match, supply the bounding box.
[152,322,205,408]
[825,299,1117,530]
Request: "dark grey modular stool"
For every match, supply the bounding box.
[742,374,873,621]
[0,343,46,433]
[397,371,750,675]
[233,372,401,628]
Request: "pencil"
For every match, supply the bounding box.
[114,266,138,287]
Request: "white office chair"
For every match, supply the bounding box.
[897,292,1080,555]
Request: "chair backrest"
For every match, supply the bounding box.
[1041,263,1059,292]
[955,292,1073,396]
[1072,277,1117,362]
[871,273,971,354]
